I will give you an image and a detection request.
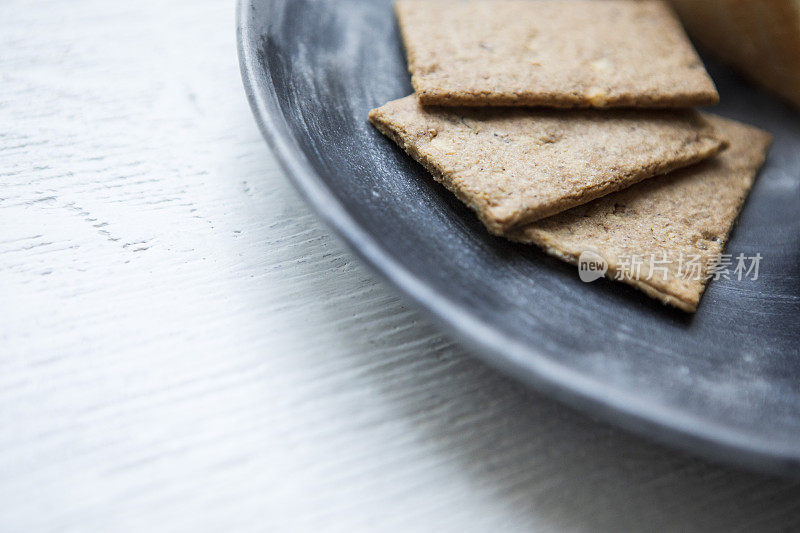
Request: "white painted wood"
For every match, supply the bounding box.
[2,1,800,531]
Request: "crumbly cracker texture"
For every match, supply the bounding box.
[395,0,719,108]
[507,115,772,313]
[368,95,726,234]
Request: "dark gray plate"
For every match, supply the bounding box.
[238,0,800,475]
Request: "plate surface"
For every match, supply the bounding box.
[238,0,800,475]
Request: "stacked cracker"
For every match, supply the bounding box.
[369,0,772,312]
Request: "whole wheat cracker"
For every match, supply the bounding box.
[368,95,726,234]
[395,0,719,108]
[507,115,772,313]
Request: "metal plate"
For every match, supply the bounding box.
[238,0,800,475]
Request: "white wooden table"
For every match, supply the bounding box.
[3,1,800,531]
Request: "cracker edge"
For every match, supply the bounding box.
[394,0,720,109]
[507,119,773,313]
[368,102,728,235]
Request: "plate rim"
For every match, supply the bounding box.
[236,0,800,476]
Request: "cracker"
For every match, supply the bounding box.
[507,115,772,312]
[395,0,719,108]
[368,95,726,234]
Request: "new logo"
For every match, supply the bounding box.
[578,250,608,283]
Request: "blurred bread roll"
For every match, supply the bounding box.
[668,0,800,109]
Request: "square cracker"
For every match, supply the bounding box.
[395,0,719,108]
[507,115,772,313]
[368,95,726,234]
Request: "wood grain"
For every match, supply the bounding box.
[2,0,800,531]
